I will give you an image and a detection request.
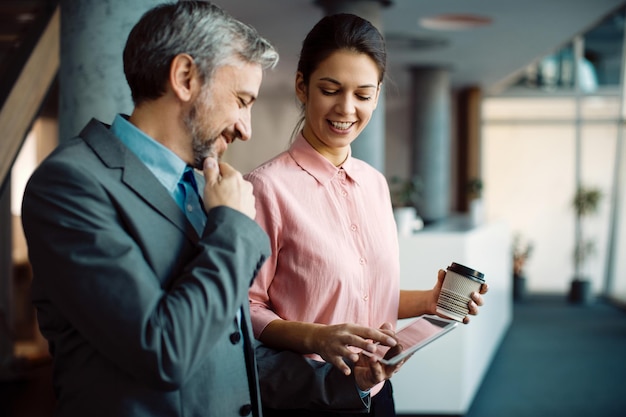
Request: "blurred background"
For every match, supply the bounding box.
[1,0,625,416]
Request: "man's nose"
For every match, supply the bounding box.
[235,110,252,141]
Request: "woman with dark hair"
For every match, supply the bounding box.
[246,14,487,416]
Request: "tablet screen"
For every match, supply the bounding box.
[364,315,458,365]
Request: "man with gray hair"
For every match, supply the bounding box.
[21,2,394,416]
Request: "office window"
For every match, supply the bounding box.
[483,6,626,304]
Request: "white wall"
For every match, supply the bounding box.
[223,90,298,174]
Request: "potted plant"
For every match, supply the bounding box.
[389,175,423,236]
[512,233,533,301]
[467,177,484,226]
[568,185,602,304]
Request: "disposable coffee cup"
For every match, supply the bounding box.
[436,262,485,322]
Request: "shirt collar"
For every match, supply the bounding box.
[288,133,360,186]
[111,114,187,193]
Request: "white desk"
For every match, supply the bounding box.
[392,218,512,415]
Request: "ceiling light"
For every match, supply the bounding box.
[419,14,492,31]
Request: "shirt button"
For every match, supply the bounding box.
[359,258,365,265]
[230,331,241,344]
[350,224,357,231]
[364,294,369,301]
[186,204,193,212]
[342,190,348,197]
[239,404,252,416]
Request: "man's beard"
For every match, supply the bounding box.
[184,94,218,170]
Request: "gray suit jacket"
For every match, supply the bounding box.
[22,119,368,417]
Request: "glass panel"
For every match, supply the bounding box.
[483,97,576,121]
[482,5,626,303]
[510,44,576,92]
[503,6,625,93]
[483,122,577,293]
[609,124,626,303]
[579,124,618,293]
[581,96,621,119]
[584,8,625,87]
[482,106,619,295]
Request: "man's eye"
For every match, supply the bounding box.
[357,95,372,101]
[321,89,338,96]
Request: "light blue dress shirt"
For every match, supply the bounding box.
[110,114,205,234]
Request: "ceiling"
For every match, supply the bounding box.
[0,0,625,100]
[212,0,626,96]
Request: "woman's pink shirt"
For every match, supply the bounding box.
[246,134,400,341]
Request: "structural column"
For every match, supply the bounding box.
[315,0,391,173]
[456,86,483,212]
[409,66,451,224]
[59,0,155,142]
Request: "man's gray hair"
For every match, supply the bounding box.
[123,1,279,105]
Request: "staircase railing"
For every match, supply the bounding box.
[0,4,59,378]
[0,5,59,193]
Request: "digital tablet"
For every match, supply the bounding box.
[363,315,458,365]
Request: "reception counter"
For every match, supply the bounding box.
[392,217,512,415]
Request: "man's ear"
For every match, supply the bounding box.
[295,71,307,105]
[169,53,198,103]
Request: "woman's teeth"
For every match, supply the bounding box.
[330,121,352,130]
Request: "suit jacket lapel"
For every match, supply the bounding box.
[79,118,199,242]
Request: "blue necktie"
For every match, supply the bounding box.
[179,167,206,235]
[181,168,243,327]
